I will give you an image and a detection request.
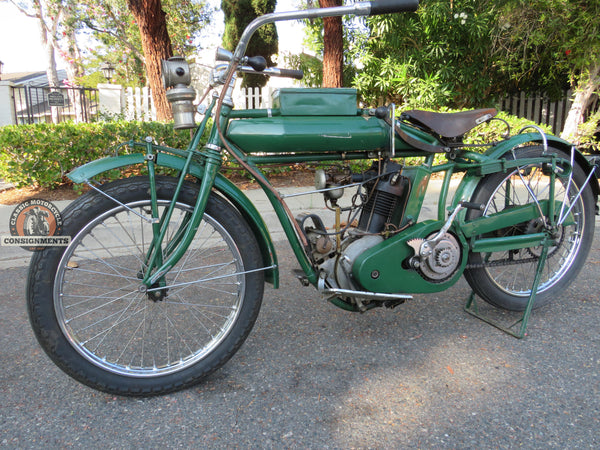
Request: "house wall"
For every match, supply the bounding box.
[0,81,16,126]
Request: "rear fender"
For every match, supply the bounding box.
[452,133,599,214]
[68,153,279,287]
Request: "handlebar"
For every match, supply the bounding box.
[233,0,419,61]
[216,48,305,80]
[205,1,419,95]
[369,0,419,15]
[264,67,304,80]
[238,66,304,80]
[213,1,419,82]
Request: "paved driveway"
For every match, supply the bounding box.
[1,220,599,448]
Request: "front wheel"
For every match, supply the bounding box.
[464,145,595,311]
[27,176,265,396]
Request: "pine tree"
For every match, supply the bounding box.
[222,0,278,88]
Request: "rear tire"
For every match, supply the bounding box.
[27,176,264,396]
[464,146,595,311]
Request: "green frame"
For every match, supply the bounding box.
[67,101,598,296]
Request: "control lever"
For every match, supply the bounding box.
[215,48,267,71]
[245,56,267,72]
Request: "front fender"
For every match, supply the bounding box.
[452,132,599,211]
[68,153,279,287]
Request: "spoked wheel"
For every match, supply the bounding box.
[464,145,595,311]
[27,176,264,396]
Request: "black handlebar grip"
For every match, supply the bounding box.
[369,0,419,15]
[278,68,304,80]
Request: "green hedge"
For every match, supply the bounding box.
[464,111,552,145]
[0,121,194,188]
[0,113,554,189]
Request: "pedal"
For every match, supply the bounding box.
[459,201,485,211]
[292,269,310,286]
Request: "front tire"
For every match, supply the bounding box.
[27,176,264,396]
[464,146,595,311]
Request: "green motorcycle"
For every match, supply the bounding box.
[27,0,598,396]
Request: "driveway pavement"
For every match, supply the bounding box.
[1,183,599,448]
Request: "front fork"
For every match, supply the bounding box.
[140,100,223,290]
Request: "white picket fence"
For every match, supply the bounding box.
[231,86,276,109]
[124,86,155,121]
[103,85,276,120]
[97,84,156,121]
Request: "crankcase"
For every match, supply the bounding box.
[352,221,468,294]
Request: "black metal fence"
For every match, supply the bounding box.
[11,85,99,124]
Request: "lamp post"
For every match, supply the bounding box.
[0,60,4,81]
[100,61,115,83]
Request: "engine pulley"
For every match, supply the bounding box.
[408,232,461,282]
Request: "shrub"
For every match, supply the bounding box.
[576,110,600,153]
[0,121,193,188]
[0,112,560,190]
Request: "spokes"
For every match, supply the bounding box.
[482,165,584,295]
[54,200,246,376]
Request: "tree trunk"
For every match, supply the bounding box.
[63,29,86,122]
[31,0,61,122]
[31,0,60,88]
[127,0,173,121]
[561,62,600,143]
[320,0,343,88]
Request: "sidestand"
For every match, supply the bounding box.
[464,238,551,339]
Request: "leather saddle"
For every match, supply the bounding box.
[401,108,497,140]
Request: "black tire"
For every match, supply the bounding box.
[27,176,264,396]
[464,145,595,311]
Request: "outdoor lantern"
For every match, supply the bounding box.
[100,61,115,83]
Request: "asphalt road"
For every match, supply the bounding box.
[1,229,599,448]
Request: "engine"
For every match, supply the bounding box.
[356,161,410,234]
[300,161,411,296]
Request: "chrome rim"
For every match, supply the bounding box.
[481,165,585,296]
[54,200,245,377]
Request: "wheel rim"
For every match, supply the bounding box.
[54,200,246,377]
[480,165,585,297]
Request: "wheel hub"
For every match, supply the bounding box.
[139,282,169,302]
[148,282,169,301]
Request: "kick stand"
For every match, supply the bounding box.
[464,239,550,339]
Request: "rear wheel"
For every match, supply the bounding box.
[464,146,595,311]
[27,176,264,396]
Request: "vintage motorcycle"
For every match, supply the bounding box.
[27,0,599,396]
